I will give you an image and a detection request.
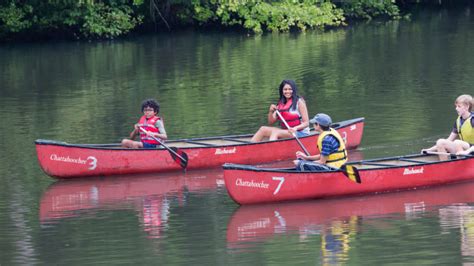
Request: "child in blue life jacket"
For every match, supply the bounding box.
[121,99,167,148]
[422,94,474,160]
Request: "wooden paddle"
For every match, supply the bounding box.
[275,110,310,156]
[139,127,188,169]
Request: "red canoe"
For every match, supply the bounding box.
[35,117,364,179]
[226,180,474,248]
[223,153,474,205]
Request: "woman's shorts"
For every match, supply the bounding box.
[142,142,158,148]
[295,131,309,138]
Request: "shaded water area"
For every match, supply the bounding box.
[1,7,474,265]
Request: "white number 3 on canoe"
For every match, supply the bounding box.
[87,156,98,170]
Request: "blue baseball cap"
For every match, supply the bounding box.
[309,113,332,127]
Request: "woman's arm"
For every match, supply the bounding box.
[294,99,309,131]
[267,104,278,125]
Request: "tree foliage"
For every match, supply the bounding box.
[192,0,345,33]
[0,0,402,41]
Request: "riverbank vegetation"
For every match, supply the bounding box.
[0,0,469,41]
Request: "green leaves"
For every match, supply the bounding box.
[0,0,402,40]
[190,0,346,34]
[341,0,400,20]
[0,2,33,34]
[81,4,143,38]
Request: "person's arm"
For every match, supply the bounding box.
[295,99,309,131]
[151,120,167,140]
[267,104,278,125]
[296,151,320,161]
[142,121,167,140]
[318,155,328,164]
[129,124,139,139]
[446,131,458,141]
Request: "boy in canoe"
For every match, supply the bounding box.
[251,79,310,142]
[422,94,474,159]
[294,113,348,171]
[121,99,168,148]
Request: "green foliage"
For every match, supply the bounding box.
[0,0,404,41]
[192,0,345,34]
[0,1,144,40]
[0,2,33,34]
[81,3,143,38]
[341,0,400,20]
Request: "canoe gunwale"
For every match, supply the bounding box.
[35,117,365,150]
[223,153,474,173]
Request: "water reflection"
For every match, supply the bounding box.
[439,204,474,259]
[227,181,474,263]
[39,169,223,239]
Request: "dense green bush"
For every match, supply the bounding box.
[80,3,143,38]
[340,0,400,20]
[192,0,345,33]
[0,0,402,41]
[0,2,32,36]
[0,1,143,40]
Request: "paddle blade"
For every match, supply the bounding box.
[169,147,188,169]
[341,164,361,184]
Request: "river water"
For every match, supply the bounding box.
[1,7,474,265]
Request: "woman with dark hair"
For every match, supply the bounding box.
[251,80,310,142]
[121,98,168,148]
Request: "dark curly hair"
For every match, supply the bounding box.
[141,99,160,113]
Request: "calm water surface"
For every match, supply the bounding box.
[1,7,474,265]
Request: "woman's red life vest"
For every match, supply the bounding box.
[277,98,302,129]
[138,115,161,145]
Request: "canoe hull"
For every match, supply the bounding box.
[36,118,364,179]
[223,154,474,205]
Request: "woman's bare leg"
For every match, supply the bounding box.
[251,126,274,142]
[269,128,292,141]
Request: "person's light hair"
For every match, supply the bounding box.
[455,94,473,112]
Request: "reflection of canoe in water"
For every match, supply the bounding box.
[39,169,223,222]
[35,117,364,179]
[223,153,474,204]
[226,181,474,246]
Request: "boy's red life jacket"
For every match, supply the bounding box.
[277,98,302,129]
[138,115,161,145]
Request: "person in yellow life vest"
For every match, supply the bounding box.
[121,99,168,149]
[422,94,474,160]
[251,79,310,142]
[294,113,347,171]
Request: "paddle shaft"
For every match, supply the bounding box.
[139,127,187,162]
[275,110,310,156]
